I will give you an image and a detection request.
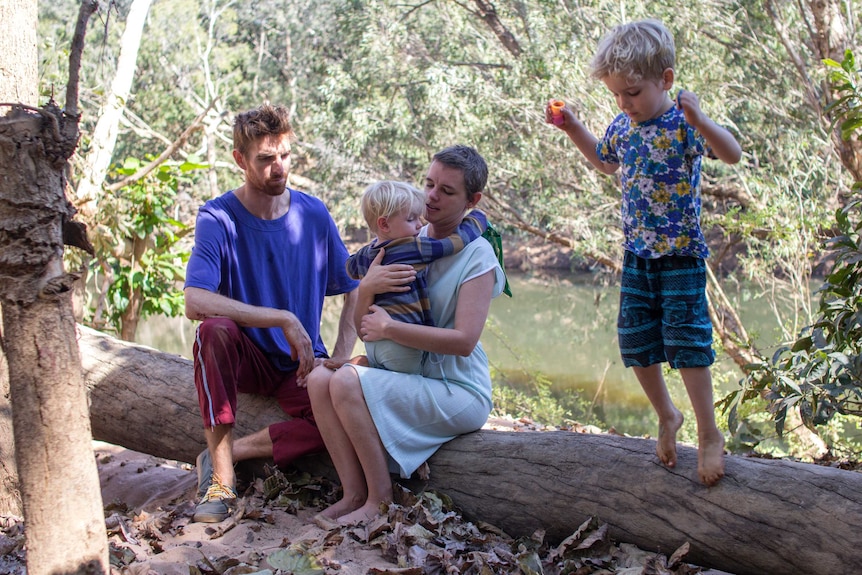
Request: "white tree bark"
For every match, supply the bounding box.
[74,0,154,216]
[0,0,37,103]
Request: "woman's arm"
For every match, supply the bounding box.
[359,269,495,356]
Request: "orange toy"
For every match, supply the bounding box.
[549,99,565,125]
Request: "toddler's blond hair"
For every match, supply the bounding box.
[360,181,425,234]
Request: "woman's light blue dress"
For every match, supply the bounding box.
[349,235,505,477]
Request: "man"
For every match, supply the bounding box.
[184,103,358,522]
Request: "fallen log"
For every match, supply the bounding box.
[79,325,862,575]
[80,324,284,463]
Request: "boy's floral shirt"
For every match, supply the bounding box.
[597,105,712,259]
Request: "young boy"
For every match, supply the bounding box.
[547,18,741,486]
[344,180,487,374]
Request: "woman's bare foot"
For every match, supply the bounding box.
[317,497,362,522]
[698,434,726,486]
[336,501,386,526]
[656,409,684,468]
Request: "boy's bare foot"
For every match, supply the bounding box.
[656,409,684,468]
[698,434,726,486]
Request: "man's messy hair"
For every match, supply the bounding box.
[233,103,294,155]
[589,19,675,83]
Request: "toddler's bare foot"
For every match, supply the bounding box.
[698,434,726,486]
[656,409,684,468]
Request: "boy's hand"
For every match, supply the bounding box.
[675,89,706,129]
[676,89,742,165]
[545,99,572,128]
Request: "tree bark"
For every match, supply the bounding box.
[79,325,862,575]
[0,312,20,518]
[0,0,38,520]
[0,1,110,572]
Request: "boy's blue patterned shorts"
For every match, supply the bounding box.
[617,251,715,369]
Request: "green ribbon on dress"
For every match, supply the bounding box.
[482,221,512,297]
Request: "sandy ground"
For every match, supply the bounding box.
[95,441,402,574]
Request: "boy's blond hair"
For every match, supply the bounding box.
[589,19,675,83]
[360,181,425,234]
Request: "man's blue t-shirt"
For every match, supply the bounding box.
[184,189,359,371]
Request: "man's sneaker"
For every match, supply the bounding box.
[193,477,236,523]
[196,449,213,500]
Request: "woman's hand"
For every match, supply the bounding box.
[359,305,392,342]
[361,249,416,296]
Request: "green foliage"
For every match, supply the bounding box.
[825,50,862,141]
[722,50,862,440]
[85,157,200,337]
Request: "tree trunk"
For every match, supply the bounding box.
[0,312,20,518]
[79,325,862,575]
[0,0,38,520]
[80,325,285,462]
[0,1,110,571]
[0,111,108,572]
[421,431,861,575]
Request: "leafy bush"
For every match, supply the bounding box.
[84,157,201,339]
[720,50,862,440]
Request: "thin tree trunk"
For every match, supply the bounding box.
[74,0,154,218]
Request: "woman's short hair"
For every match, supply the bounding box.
[233,104,294,156]
[590,19,675,83]
[360,181,425,234]
[432,145,488,202]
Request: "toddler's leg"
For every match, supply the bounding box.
[679,366,725,486]
[632,364,684,469]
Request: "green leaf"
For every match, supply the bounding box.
[266,547,324,575]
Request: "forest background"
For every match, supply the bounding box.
[35,0,862,461]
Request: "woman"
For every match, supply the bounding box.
[304,145,506,526]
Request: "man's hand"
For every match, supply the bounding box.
[280,311,314,379]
